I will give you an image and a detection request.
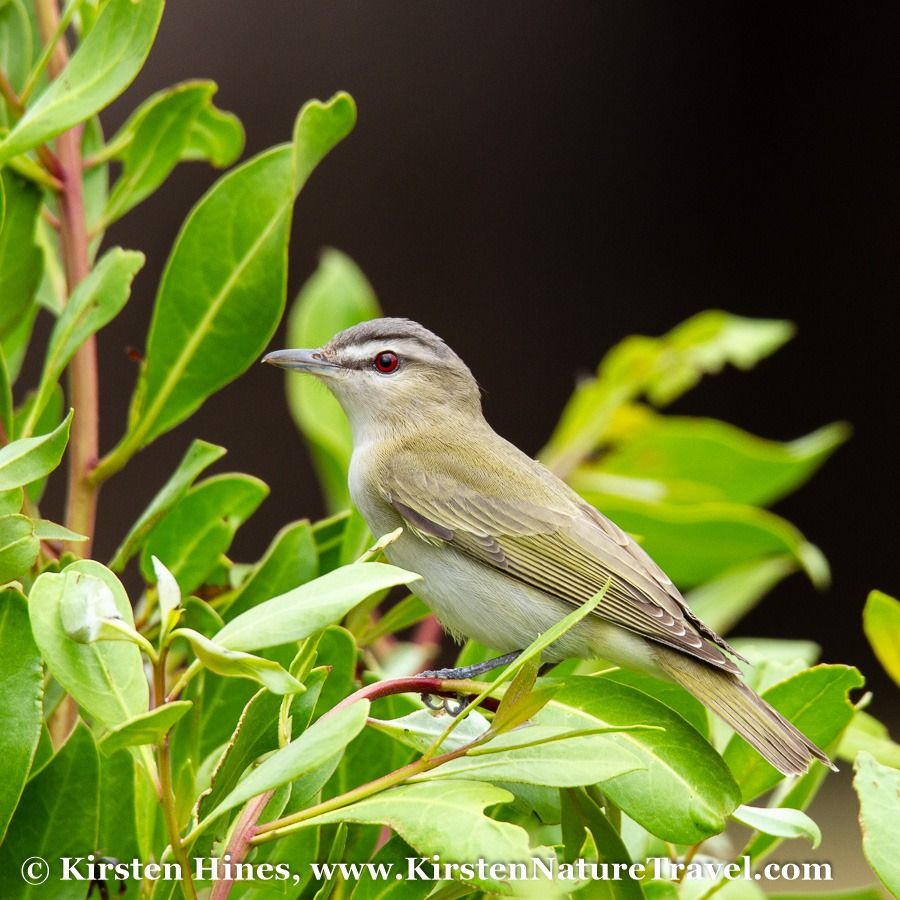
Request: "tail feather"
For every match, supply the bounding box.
[656,648,836,776]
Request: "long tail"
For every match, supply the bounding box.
[655,647,836,776]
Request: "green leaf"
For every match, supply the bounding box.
[109,438,225,571]
[0,297,37,383]
[863,590,900,686]
[223,519,318,621]
[151,555,181,635]
[732,804,821,848]
[597,667,709,738]
[274,780,549,893]
[537,677,741,843]
[724,665,863,801]
[838,711,900,769]
[742,764,828,863]
[202,699,369,826]
[285,248,380,511]
[0,409,71,490]
[420,723,646,788]
[0,0,32,103]
[196,687,282,820]
[181,101,244,166]
[0,170,42,342]
[0,345,12,438]
[177,627,304,695]
[0,723,99,900]
[854,752,900,897]
[214,561,420,652]
[112,93,355,461]
[30,519,87,542]
[14,386,64,505]
[139,473,268,593]
[562,789,644,900]
[28,560,149,729]
[0,487,22,515]
[0,513,38,582]
[592,407,848,506]
[574,492,828,589]
[685,556,796,634]
[23,248,144,435]
[0,0,165,164]
[102,80,244,226]
[0,588,42,842]
[541,311,794,474]
[99,701,193,755]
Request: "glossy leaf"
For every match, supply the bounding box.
[99,702,193,755]
[537,677,741,843]
[182,101,244,165]
[0,0,165,164]
[0,409,71,491]
[854,752,900,897]
[285,248,380,510]
[177,627,303,695]
[102,80,244,226]
[562,789,644,900]
[196,687,282,820]
[278,780,549,893]
[732,804,821,847]
[0,0,32,105]
[0,513,38,582]
[23,248,144,434]
[592,407,848,506]
[0,170,42,342]
[0,724,99,900]
[202,699,369,825]
[28,560,149,729]
[541,311,794,473]
[30,519,87,543]
[838,711,900,768]
[420,723,646,787]
[139,473,268,593]
[597,667,709,738]
[0,588,42,842]
[862,590,900,686]
[724,665,862,801]
[109,438,225,571]
[575,491,828,589]
[215,561,420,652]
[151,555,181,631]
[223,519,318,621]
[115,93,355,458]
[0,345,11,438]
[685,556,796,634]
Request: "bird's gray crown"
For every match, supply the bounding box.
[325,317,458,361]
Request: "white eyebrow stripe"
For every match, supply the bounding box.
[338,338,432,363]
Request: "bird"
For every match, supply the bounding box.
[264,317,833,776]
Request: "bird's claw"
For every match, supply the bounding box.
[420,692,466,716]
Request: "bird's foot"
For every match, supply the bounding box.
[419,651,521,681]
[418,651,521,716]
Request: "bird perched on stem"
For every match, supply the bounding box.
[264,317,833,776]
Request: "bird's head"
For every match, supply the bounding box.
[263,317,483,439]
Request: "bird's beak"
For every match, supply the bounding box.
[262,348,341,373]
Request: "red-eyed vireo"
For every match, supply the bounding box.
[264,318,833,776]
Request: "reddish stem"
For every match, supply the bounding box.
[35,0,99,555]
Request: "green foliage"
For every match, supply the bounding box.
[0,5,888,897]
[286,248,380,511]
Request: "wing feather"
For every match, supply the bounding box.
[381,455,742,673]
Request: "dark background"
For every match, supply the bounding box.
[26,3,900,879]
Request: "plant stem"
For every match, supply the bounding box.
[20,0,83,103]
[34,0,100,555]
[0,68,24,114]
[154,650,197,900]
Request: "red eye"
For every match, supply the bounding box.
[374,351,399,373]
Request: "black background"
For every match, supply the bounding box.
[30,3,900,726]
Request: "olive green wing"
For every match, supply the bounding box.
[381,458,741,673]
